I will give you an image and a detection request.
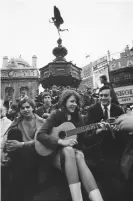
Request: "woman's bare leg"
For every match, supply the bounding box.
[60,147,83,201]
[75,150,104,201]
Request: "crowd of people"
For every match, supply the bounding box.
[1,75,133,201]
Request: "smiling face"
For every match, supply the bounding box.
[65,95,77,114]
[99,89,111,106]
[20,102,34,118]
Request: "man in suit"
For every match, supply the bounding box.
[80,85,128,201]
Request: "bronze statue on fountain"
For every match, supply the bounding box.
[49,6,69,37]
[39,6,82,88]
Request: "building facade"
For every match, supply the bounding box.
[93,56,109,88]
[79,62,93,91]
[1,55,39,103]
[109,46,133,105]
[80,45,133,106]
[80,55,109,91]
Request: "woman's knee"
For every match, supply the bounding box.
[61,146,75,158]
[75,150,84,162]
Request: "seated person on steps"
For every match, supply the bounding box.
[78,85,128,201]
[36,89,104,201]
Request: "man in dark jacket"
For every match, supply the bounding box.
[80,85,128,201]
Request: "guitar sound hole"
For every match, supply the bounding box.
[59,131,66,139]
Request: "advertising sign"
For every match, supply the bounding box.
[93,56,108,71]
[114,85,133,104]
[110,69,133,84]
[109,56,133,71]
[82,62,93,78]
[91,55,109,88]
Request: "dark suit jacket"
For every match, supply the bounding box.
[82,103,130,201]
[86,102,124,124]
[79,102,127,163]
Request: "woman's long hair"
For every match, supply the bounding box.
[59,89,82,122]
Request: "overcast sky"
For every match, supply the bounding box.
[0,0,133,68]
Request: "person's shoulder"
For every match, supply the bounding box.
[3,116,21,135]
[46,109,65,124]
[111,103,122,109]
[105,81,112,87]
[52,108,64,116]
[36,105,44,112]
[111,103,124,113]
[51,102,60,110]
[4,117,12,124]
[79,114,86,124]
[34,113,45,123]
[48,108,62,118]
[11,115,22,125]
[88,102,100,110]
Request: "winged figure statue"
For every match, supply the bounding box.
[50,6,68,37]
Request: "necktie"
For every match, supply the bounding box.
[104,106,108,120]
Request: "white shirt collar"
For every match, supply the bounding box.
[101,104,111,111]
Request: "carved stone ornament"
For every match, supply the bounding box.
[8,70,14,77]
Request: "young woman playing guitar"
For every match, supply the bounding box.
[36,89,104,201]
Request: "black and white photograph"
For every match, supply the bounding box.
[0,0,133,201]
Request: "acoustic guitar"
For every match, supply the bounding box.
[35,119,116,156]
[35,117,116,156]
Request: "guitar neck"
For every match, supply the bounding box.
[66,123,99,137]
